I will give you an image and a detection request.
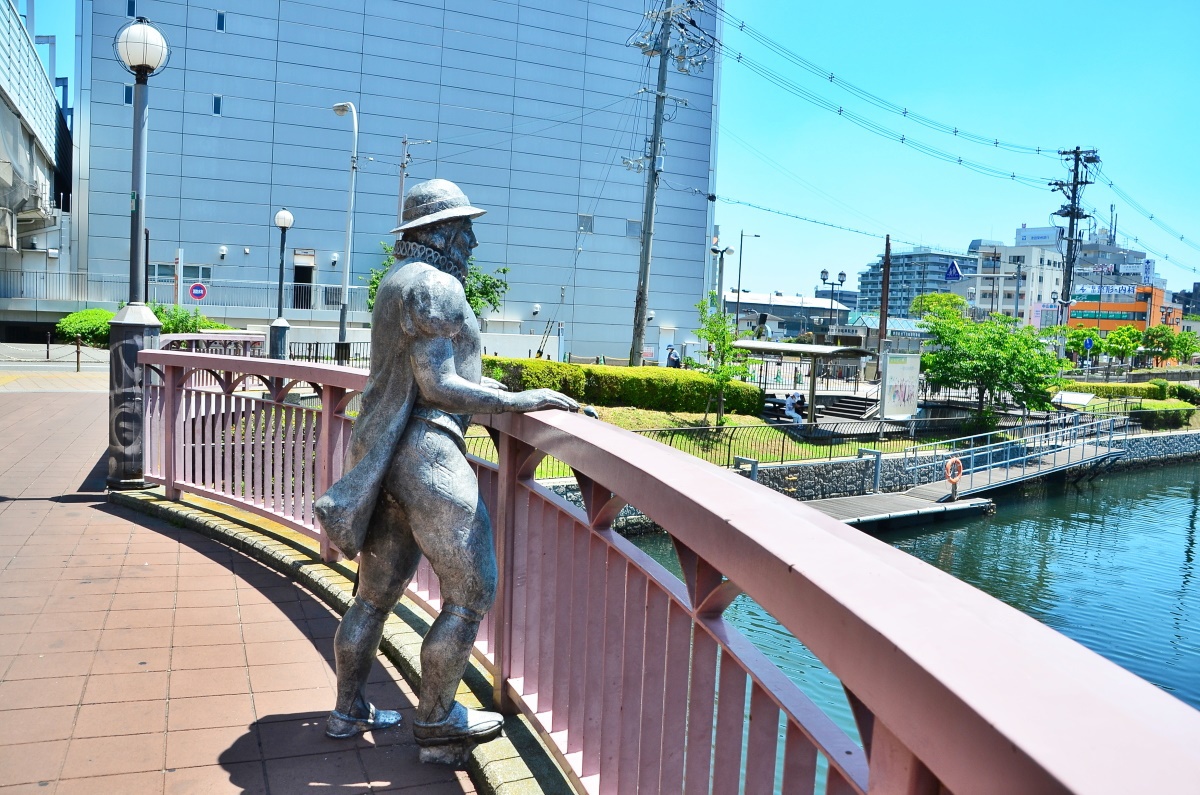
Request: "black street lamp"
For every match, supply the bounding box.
[709,243,734,311]
[820,268,835,341]
[270,208,294,359]
[107,17,169,490]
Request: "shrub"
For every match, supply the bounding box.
[482,356,762,415]
[1148,378,1170,400]
[1172,383,1200,405]
[56,308,114,347]
[150,303,234,334]
[1056,381,1160,399]
[1130,399,1196,430]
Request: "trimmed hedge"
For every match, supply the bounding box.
[1057,381,1161,399]
[483,356,762,415]
[56,308,115,347]
[1172,383,1200,405]
[1129,399,1196,431]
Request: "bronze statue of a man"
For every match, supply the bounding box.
[314,179,577,761]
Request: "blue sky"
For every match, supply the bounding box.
[28,0,1200,298]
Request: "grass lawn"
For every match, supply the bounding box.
[465,406,930,476]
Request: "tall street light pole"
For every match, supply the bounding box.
[270,208,294,359]
[820,268,834,342]
[332,102,358,365]
[108,17,168,490]
[733,231,759,335]
[709,243,733,311]
[832,270,846,342]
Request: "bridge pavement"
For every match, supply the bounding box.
[0,384,475,794]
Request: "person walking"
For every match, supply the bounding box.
[665,344,681,368]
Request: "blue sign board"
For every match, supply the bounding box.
[944,259,963,281]
[1084,337,1094,350]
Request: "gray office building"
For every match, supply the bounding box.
[71,0,719,357]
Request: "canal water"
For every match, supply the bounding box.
[630,463,1200,744]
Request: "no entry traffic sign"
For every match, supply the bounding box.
[189,282,207,300]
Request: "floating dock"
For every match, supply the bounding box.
[805,491,993,528]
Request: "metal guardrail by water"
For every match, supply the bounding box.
[904,416,1126,491]
[137,350,1200,793]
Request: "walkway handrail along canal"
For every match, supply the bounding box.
[904,415,1125,491]
[138,349,1200,793]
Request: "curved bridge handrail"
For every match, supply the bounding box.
[136,352,1200,793]
[478,409,1200,794]
[140,350,368,391]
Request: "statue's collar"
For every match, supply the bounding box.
[394,240,465,282]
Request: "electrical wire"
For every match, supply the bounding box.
[709,41,1059,188]
[1091,164,1200,255]
[703,6,1057,157]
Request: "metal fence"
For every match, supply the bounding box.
[905,416,1124,490]
[289,341,371,368]
[743,357,867,394]
[462,414,1044,474]
[0,269,369,313]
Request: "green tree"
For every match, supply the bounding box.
[1066,325,1105,363]
[1104,324,1142,364]
[693,291,751,425]
[919,308,1063,414]
[1172,330,1200,365]
[364,241,509,316]
[910,292,967,318]
[1142,324,1177,366]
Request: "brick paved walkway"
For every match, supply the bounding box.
[0,391,474,794]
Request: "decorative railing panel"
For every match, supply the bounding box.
[140,350,1200,794]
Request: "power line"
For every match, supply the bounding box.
[708,38,1059,188]
[1092,164,1200,255]
[700,7,1058,157]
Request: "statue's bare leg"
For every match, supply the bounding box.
[326,493,421,738]
[385,421,502,759]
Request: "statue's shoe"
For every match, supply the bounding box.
[325,705,403,739]
[413,702,503,747]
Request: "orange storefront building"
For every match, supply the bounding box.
[1067,283,1179,334]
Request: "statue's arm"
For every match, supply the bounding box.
[411,336,575,414]
[407,272,576,415]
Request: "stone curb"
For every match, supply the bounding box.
[109,490,572,795]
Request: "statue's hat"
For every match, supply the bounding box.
[391,178,486,234]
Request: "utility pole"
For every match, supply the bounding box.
[628,7,673,366]
[1050,147,1098,342]
[1013,260,1022,322]
[878,235,891,356]
[393,136,434,230]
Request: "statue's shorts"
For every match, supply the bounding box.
[354,407,497,622]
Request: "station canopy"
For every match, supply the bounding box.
[732,340,876,359]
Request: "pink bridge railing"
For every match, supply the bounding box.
[140,350,1200,794]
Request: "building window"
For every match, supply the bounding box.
[182,265,212,282]
[216,11,226,31]
[626,219,641,238]
[123,84,133,104]
[127,0,136,17]
[577,214,593,234]
[212,95,223,115]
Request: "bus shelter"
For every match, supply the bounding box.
[733,340,876,424]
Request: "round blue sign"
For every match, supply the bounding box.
[189,282,207,300]
[1084,337,1094,350]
